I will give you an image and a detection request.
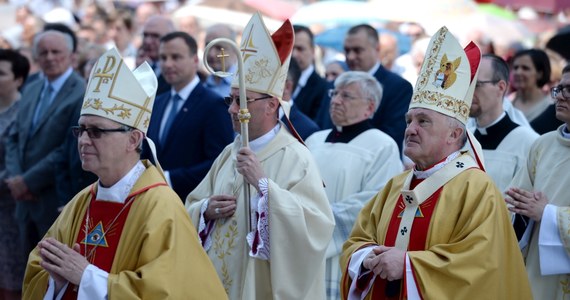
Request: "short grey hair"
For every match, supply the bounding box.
[446,116,467,148]
[32,30,74,58]
[334,71,383,111]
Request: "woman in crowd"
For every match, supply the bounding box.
[511,48,562,134]
[0,49,29,300]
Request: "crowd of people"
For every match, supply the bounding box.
[0,1,567,299]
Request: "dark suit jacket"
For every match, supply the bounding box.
[147,83,234,199]
[5,71,85,226]
[294,70,327,120]
[370,65,413,153]
[283,104,319,140]
[156,73,171,96]
[315,65,412,153]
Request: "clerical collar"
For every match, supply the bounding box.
[560,124,570,139]
[413,151,460,179]
[96,161,145,203]
[325,119,373,143]
[367,61,380,76]
[474,113,519,150]
[476,112,506,135]
[249,123,281,153]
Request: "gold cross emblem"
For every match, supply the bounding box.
[217,48,230,73]
[92,55,116,93]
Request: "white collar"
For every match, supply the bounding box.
[298,65,314,88]
[561,124,570,139]
[413,151,460,179]
[96,161,146,203]
[171,76,200,101]
[367,61,381,76]
[476,112,506,135]
[249,123,281,153]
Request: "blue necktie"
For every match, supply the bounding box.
[161,94,182,145]
[32,84,53,131]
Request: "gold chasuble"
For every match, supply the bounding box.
[340,153,531,299]
[23,160,226,299]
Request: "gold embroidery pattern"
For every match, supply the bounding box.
[559,207,570,258]
[213,218,238,294]
[560,276,570,298]
[143,116,150,129]
[416,29,446,90]
[411,90,470,121]
[83,99,132,120]
[245,58,271,84]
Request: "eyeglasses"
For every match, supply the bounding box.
[71,126,132,139]
[551,85,570,99]
[223,95,272,106]
[475,80,498,88]
[328,89,360,101]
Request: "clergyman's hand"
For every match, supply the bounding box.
[38,238,89,286]
[506,187,548,221]
[372,246,405,281]
[205,195,237,221]
[236,147,266,193]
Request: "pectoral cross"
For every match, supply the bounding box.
[217,48,230,73]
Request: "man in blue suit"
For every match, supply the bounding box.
[283,57,319,140]
[147,32,234,199]
[316,24,412,153]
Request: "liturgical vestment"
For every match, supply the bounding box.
[23,160,226,299]
[305,127,402,300]
[186,126,335,299]
[341,153,531,299]
[508,126,570,299]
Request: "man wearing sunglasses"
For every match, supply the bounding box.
[23,48,225,299]
[186,13,334,299]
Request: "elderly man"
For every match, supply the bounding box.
[505,64,570,300]
[203,24,238,97]
[186,13,334,299]
[316,24,413,154]
[5,30,85,254]
[340,27,531,300]
[22,48,225,299]
[470,54,538,193]
[305,71,402,300]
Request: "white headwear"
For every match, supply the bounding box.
[410,26,481,125]
[410,26,485,169]
[82,48,157,134]
[231,12,293,99]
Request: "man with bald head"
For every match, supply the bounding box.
[140,15,175,95]
[203,23,238,97]
[5,30,86,254]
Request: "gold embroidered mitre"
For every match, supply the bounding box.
[410,26,481,125]
[81,48,157,134]
[231,12,293,99]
